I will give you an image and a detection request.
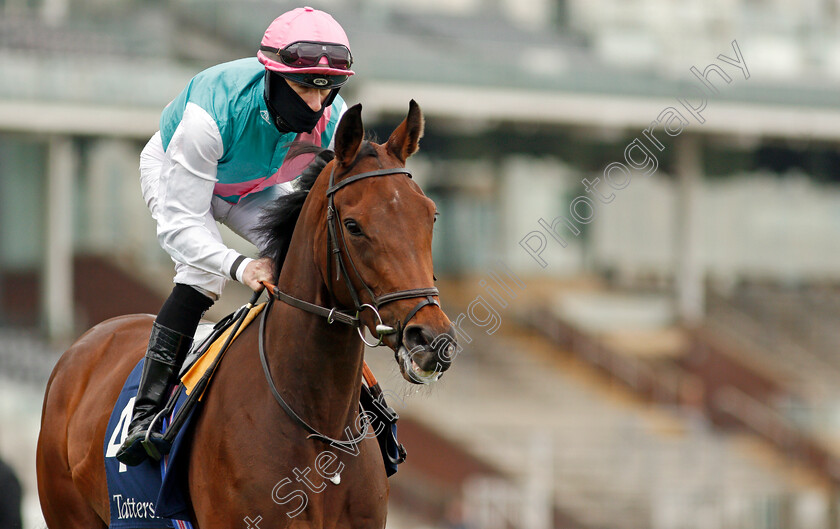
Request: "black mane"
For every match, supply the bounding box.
[257,140,379,280]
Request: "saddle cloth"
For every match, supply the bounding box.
[103,358,192,528]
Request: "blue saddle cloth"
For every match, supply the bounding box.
[103,359,196,529]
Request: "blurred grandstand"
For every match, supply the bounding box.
[1,0,840,527]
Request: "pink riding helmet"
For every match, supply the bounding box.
[258,6,355,77]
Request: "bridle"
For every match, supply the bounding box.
[269,162,440,347]
[257,162,440,449]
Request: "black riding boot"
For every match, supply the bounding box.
[115,284,213,466]
[116,322,192,466]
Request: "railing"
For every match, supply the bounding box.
[693,328,840,486]
[526,308,701,408]
[526,305,840,488]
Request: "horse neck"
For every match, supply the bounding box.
[267,225,365,438]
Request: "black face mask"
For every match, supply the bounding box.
[263,72,339,134]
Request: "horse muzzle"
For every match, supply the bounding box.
[394,324,456,385]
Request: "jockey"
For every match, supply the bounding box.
[117,6,354,466]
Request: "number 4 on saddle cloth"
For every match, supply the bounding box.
[103,302,405,529]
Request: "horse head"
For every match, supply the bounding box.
[262,101,457,384]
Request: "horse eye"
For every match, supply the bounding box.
[343,218,364,236]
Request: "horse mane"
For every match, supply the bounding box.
[257,139,379,279]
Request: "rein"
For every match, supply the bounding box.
[257,294,369,449]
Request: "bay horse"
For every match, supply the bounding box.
[36,101,456,528]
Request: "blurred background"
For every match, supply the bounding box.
[2,0,840,527]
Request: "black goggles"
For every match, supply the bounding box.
[260,41,353,70]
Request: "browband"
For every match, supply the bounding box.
[326,168,412,195]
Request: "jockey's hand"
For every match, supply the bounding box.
[242,257,275,292]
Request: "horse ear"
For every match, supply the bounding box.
[334,104,364,167]
[386,100,424,164]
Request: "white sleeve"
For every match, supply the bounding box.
[156,102,252,282]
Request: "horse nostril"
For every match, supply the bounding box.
[403,324,433,350]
